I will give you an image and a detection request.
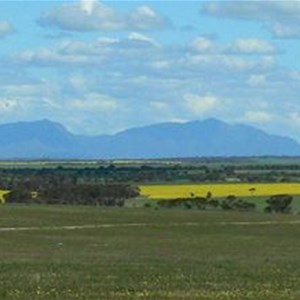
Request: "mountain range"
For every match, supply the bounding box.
[0,118,299,159]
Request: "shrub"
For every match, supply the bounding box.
[220,195,256,211]
[265,194,293,213]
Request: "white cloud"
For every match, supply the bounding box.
[227,38,276,55]
[0,81,60,100]
[184,94,220,116]
[38,0,171,32]
[287,112,300,127]
[150,60,170,70]
[270,22,300,39]
[188,36,278,57]
[128,32,159,47]
[247,74,267,86]
[71,93,119,112]
[134,6,157,19]
[202,1,300,22]
[0,98,18,112]
[184,54,275,72]
[202,1,300,39]
[148,101,180,123]
[129,6,171,31]
[13,33,160,70]
[42,98,62,110]
[242,111,273,123]
[68,74,89,92]
[15,48,91,66]
[80,0,97,15]
[150,101,170,110]
[189,37,214,52]
[0,21,14,38]
[12,32,277,79]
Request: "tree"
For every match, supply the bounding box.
[4,188,33,204]
[265,194,293,213]
[220,195,237,210]
[206,191,212,200]
[249,187,256,196]
[220,195,256,211]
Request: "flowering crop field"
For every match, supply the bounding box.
[0,206,300,299]
[140,183,300,199]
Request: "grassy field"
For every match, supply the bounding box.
[140,183,300,199]
[0,205,300,299]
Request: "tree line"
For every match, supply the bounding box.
[156,194,293,213]
[0,163,299,187]
[4,182,140,206]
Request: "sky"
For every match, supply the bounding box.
[1,1,300,140]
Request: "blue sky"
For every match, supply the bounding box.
[1,1,300,140]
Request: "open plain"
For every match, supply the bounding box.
[0,205,300,300]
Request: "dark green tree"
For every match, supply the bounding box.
[265,194,293,213]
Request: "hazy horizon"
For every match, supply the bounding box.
[1,1,300,141]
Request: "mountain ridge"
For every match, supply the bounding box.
[0,118,299,159]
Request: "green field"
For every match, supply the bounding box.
[0,205,300,299]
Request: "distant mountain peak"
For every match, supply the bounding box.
[27,118,65,127]
[185,118,229,128]
[201,117,225,124]
[35,119,68,131]
[0,118,298,159]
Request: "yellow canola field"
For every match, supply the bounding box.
[140,183,300,199]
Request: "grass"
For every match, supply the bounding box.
[140,183,300,199]
[0,205,300,299]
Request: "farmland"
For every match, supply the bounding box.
[0,205,300,299]
[140,183,300,199]
[0,158,300,299]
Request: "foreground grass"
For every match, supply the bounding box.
[0,205,300,299]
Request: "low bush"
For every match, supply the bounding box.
[265,194,293,213]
